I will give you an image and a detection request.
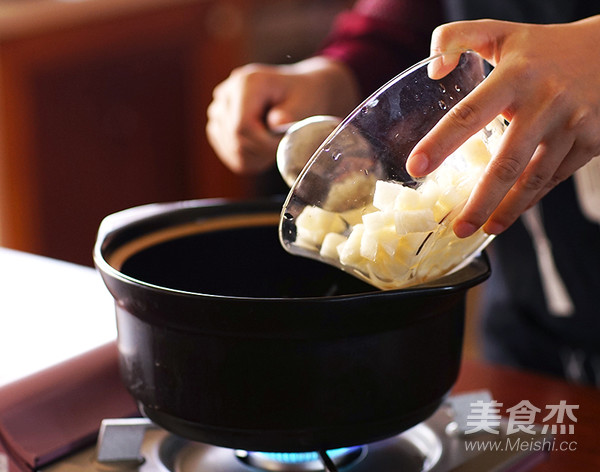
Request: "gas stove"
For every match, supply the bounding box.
[0,249,551,472]
[36,396,550,472]
[1,378,550,472]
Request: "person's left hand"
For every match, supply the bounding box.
[406,16,600,238]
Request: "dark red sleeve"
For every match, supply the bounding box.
[318,0,443,97]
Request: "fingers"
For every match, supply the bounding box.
[207,64,292,173]
[455,129,571,237]
[450,88,599,237]
[448,76,577,237]
[427,50,462,80]
[449,116,534,238]
[206,57,360,175]
[480,134,575,233]
[429,19,515,68]
[408,17,600,238]
[410,20,516,180]
[406,68,513,177]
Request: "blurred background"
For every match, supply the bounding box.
[0,0,483,359]
[0,0,353,267]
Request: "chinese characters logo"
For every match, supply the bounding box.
[466,399,578,435]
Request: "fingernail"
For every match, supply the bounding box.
[427,58,444,79]
[453,221,478,238]
[407,152,429,176]
[483,221,506,235]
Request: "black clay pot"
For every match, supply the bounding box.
[94,198,490,452]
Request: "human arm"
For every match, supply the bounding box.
[206,0,439,174]
[206,57,359,174]
[406,15,600,238]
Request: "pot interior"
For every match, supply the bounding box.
[116,215,377,298]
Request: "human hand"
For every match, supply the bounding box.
[206,57,359,174]
[406,16,600,238]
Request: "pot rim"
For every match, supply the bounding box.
[94,198,490,303]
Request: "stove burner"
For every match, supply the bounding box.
[234,446,366,471]
[150,423,441,472]
[44,393,551,471]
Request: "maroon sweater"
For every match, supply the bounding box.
[318,0,443,97]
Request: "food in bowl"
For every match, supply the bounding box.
[292,119,503,289]
[280,51,506,290]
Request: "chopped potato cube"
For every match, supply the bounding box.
[295,205,346,247]
[320,232,347,259]
[413,180,441,209]
[391,185,422,211]
[338,224,365,267]
[360,230,379,261]
[362,210,395,231]
[374,225,402,256]
[461,134,492,168]
[373,180,405,210]
[395,209,437,234]
[290,124,498,289]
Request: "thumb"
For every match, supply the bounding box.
[266,86,319,131]
[266,107,297,132]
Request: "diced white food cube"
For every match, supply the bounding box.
[375,254,411,280]
[461,134,492,168]
[295,226,323,248]
[362,210,395,232]
[433,187,468,222]
[416,179,441,208]
[361,211,400,260]
[295,205,346,247]
[432,165,462,189]
[294,236,318,251]
[296,205,346,233]
[484,119,504,156]
[367,256,395,282]
[360,230,379,261]
[324,172,376,212]
[374,225,401,256]
[320,232,348,259]
[415,226,489,281]
[391,185,422,211]
[338,224,365,268]
[393,231,430,270]
[373,180,405,210]
[395,209,437,235]
[420,230,460,271]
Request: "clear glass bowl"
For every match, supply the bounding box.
[279,51,506,290]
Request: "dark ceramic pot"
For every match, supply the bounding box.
[94,198,490,452]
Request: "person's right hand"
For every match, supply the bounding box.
[206,57,360,174]
[406,16,600,238]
